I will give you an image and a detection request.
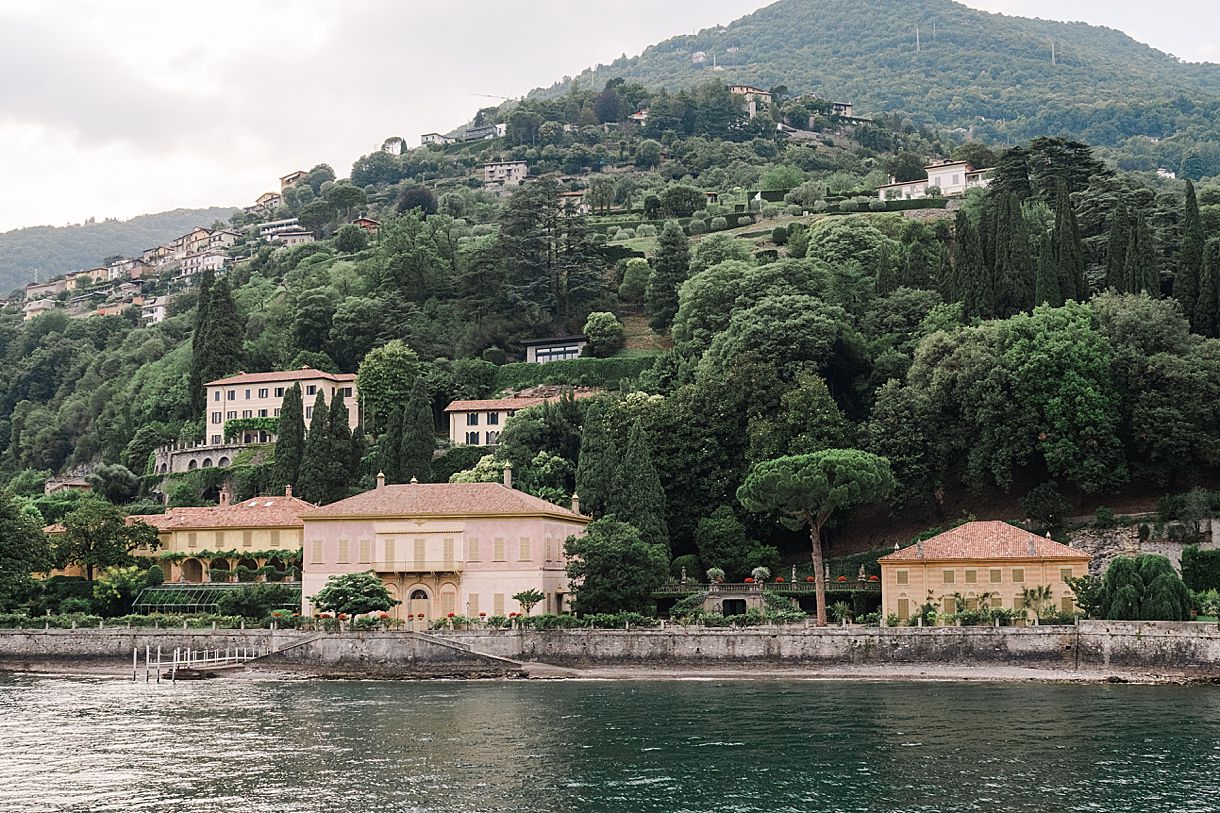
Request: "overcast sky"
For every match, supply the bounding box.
[0,0,1216,233]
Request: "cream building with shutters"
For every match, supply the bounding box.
[878,521,1090,623]
[300,476,590,624]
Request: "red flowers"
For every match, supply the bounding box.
[805,576,815,583]
[479,612,487,617]
[377,611,390,619]
[869,575,879,582]
[744,577,755,583]
[446,612,455,618]
[775,576,785,583]
[509,612,518,618]
[837,576,847,583]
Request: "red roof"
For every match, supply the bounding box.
[302,482,587,521]
[879,521,1090,563]
[206,367,355,387]
[129,495,317,531]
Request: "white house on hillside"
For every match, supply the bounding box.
[877,160,993,201]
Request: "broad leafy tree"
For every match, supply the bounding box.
[311,571,398,616]
[59,500,159,582]
[565,518,668,614]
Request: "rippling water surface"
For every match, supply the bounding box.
[3,675,1219,812]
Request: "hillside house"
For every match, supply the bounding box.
[22,298,57,321]
[204,367,359,446]
[141,296,170,325]
[482,160,528,188]
[280,170,308,190]
[179,249,228,279]
[522,335,587,363]
[245,192,282,215]
[64,270,94,290]
[879,521,1090,623]
[351,216,381,234]
[299,474,589,624]
[463,123,506,141]
[208,229,240,250]
[877,160,993,201]
[558,190,591,213]
[421,132,456,145]
[727,84,772,119]
[23,279,66,301]
[445,392,597,447]
[258,217,303,240]
[275,229,316,246]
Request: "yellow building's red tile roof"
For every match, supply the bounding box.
[129,496,316,531]
[206,367,355,387]
[879,521,1090,563]
[302,482,587,520]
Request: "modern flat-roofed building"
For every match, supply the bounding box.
[522,335,587,363]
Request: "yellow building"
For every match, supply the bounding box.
[878,521,1090,623]
[129,488,315,583]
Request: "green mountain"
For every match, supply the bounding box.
[0,207,240,295]
[542,0,1220,173]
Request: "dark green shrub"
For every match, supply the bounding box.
[669,554,701,580]
[770,226,788,245]
[1020,481,1072,528]
[494,355,655,390]
[1094,507,1116,528]
[481,346,506,365]
[145,565,165,586]
[1182,545,1220,591]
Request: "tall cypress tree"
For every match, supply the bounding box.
[195,275,245,406]
[1105,202,1131,291]
[606,420,668,550]
[1122,212,1159,296]
[297,392,331,503]
[399,378,434,483]
[1196,240,1220,338]
[952,211,992,318]
[575,401,618,517]
[271,384,305,491]
[1033,231,1062,307]
[326,390,354,500]
[378,407,405,483]
[993,192,1034,314]
[188,269,214,416]
[1176,180,1204,325]
[645,221,691,332]
[1052,182,1086,301]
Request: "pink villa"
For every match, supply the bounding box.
[300,473,589,625]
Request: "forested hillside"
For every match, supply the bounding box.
[543,0,1220,177]
[0,207,239,294]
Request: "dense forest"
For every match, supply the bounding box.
[542,0,1220,178]
[0,207,240,295]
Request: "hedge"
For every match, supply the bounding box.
[494,354,657,390]
[1182,544,1220,591]
[223,417,279,439]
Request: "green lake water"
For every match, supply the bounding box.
[2,675,1218,812]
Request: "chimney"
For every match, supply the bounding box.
[219,487,230,507]
[284,485,293,498]
[571,493,581,515]
[502,462,513,490]
[376,471,386,489]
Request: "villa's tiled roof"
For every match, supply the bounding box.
[206,367,355,387]
[302,482,587,520]
[128,495,316,531]
[879,521,1090,563]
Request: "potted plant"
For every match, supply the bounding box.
[706,567,726,584]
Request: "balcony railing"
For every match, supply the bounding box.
[371,561,463,573]
[654,580,881,597]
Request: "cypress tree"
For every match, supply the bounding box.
[188,269,214,416]
[271,384,305,490]
[993,192,1034,314]
[1122,212,1158,296]
[399,378,434,483]
[349,425,367,480]
[1052,182,1086,301]
[326,390,354,499]
[1196,240,1220,338]
[1176,180,1204,324]
[606,420,668,550]
[645,221,690,332]
[952,211,992,318]
[1033,231,1062,307]
[378,407,405,483]
[574,401,618,517]
[297,392,331,503]
[194,275,245,403]
[1104,202,1131,290]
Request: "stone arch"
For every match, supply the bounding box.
[187,460,198,470]
[159,463,168,474]
[236,558,259,582]
[209,558,231,582]
[217,456,230,468]
[202,457,213,468]
[181,558,203,582]
[385,582,401,620]
[406,585,431,627]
